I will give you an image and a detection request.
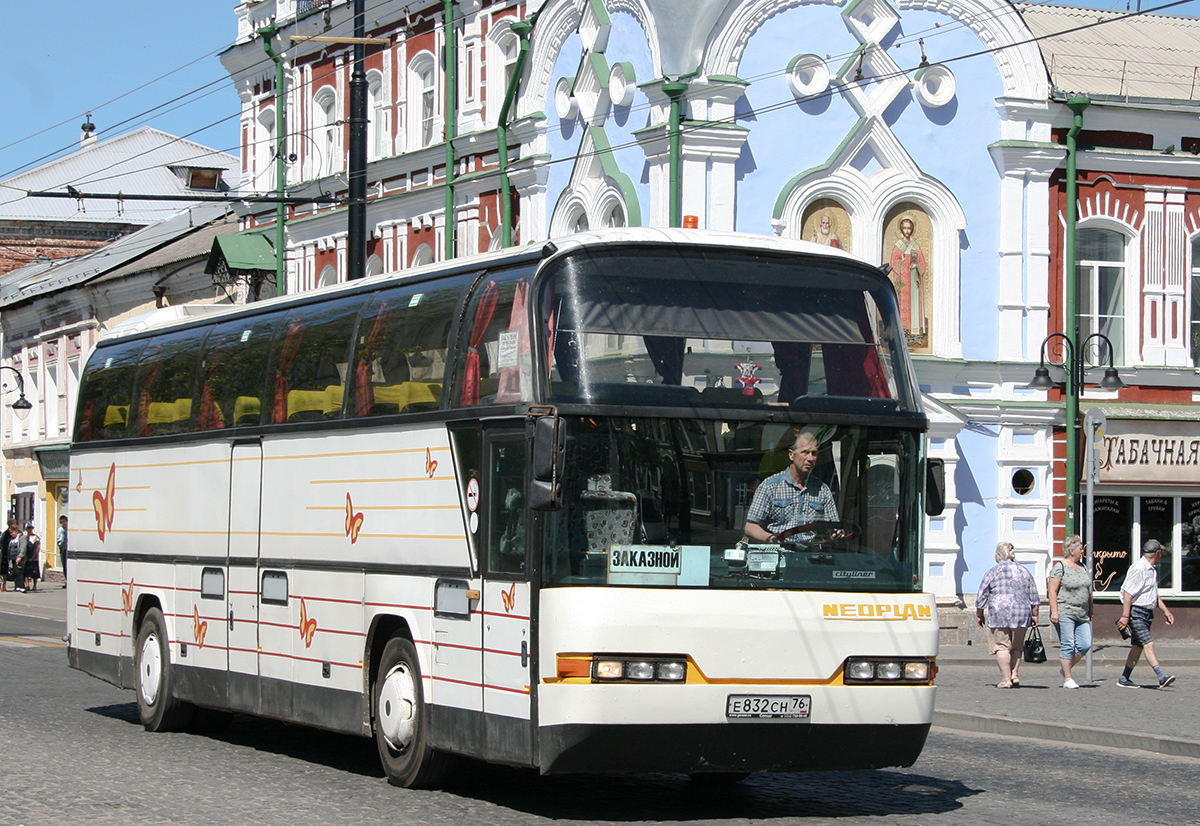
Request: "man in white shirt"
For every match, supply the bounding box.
[1115,539,1176,688]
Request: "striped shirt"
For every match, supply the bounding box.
[746,468,839,537]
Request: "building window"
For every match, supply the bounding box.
[1085,494,1200,594]
[1191,236,1200,364]
[1076,227,1127,365]
[314,87,340,178]
[501,34,520,95]
[257,107,276,192]
[368,71,387,161]
[409,54,438,149]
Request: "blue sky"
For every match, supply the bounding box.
[1,0,1197,184]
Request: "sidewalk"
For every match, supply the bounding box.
[934,641,1200,757]
[4,583,1199,758]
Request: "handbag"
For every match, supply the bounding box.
[1023,625,1047,663]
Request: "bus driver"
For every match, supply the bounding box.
[743,430,840,545]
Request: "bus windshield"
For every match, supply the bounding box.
[539,245,920,413]
[542,416,923,592]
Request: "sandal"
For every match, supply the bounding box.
[997,679,1013,689]
[1010,676,1020,687]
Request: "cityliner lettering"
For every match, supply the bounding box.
[823,603,933,620]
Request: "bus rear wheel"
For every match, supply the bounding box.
[134,607,194,732]
[373,635,454,788]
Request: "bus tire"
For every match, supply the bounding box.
[373,635,454,788]
[134,607,194,732]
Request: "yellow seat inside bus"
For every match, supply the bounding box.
[233,396,261,426]
[147,398,193,426]
[103,405,128,427]
[287,386,344,421]
[370,381,441,414]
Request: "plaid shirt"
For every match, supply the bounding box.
[746,468,839,536]
[976,560,1040,628]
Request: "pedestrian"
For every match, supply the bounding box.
[0,518,15,592]
[56,514,68,588]
[976,541,1041,688]
[1115,539,1176,689]
[17,522,41,593]
[1048,534,1092,689]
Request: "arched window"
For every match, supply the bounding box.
[501,34,520,97]
[367,71,387,160]
[1077,227,1128,365]
[411,243,434,267]
[366,254,384,278]
[601,202,625,229]
[256,107,276,193]
[571,212,589,234]
[313,87,340,178]
[318,264,338,289]
[408,54,438,149]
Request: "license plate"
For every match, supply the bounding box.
[726,694,811,719]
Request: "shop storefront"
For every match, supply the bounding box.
[1087,419,1200,637]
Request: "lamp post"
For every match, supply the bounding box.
[1028,332,1125,535]
[0,365,33,421]
[1029,332,1124,682]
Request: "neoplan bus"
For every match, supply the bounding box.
[67,229,945,788]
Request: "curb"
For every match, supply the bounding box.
[933,710,1200,759]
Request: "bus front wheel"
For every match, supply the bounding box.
[134,607,194,732]
[373,635,454,788]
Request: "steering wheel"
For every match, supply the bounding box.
[776,520,857,549]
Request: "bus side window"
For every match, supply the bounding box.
[74,339,147,442]
[488,439,526,575]
[132,325,210,436]
[195,312,285,430]
[268,297,365,424]
[455,270,533,406]
[348,278,467,418]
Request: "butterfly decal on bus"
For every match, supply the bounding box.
[93,463,116,541]
[193,605,208,649]
[121,578,134,615]
[425,447,438,479]
[299,598,317,648]
[500,583,517,613]
[344,493,364,544]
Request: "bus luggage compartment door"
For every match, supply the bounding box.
[227,440,262,711]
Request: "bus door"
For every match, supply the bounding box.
[481,430,533,760]
[227,439,262,712]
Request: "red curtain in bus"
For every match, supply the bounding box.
[272,319,306,422]
[494,280,529,403]
[459,280,499,405]
[354,300,389,416]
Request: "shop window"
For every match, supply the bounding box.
[1089,496,1133,592]
[1141,497,1174,590]
[1183,498,1200,590]
[1076,227,1127,366]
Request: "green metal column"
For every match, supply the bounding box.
[1063,96,1089,536]
[259,25,288,296]
[662,82,687,228]
[497,14,538,249]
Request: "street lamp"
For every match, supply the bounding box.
[0,365,33,421]
[1027,332,1125,535]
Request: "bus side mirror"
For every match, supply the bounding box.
[925,458,945,516]
[530,413,565,511]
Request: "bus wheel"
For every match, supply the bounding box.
[134,607,194,732]
[373,635,454,788]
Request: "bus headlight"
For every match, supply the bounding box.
[588,655,688,683]
[844,657,934,684]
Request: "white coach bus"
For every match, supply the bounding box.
[67,229,944,787]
